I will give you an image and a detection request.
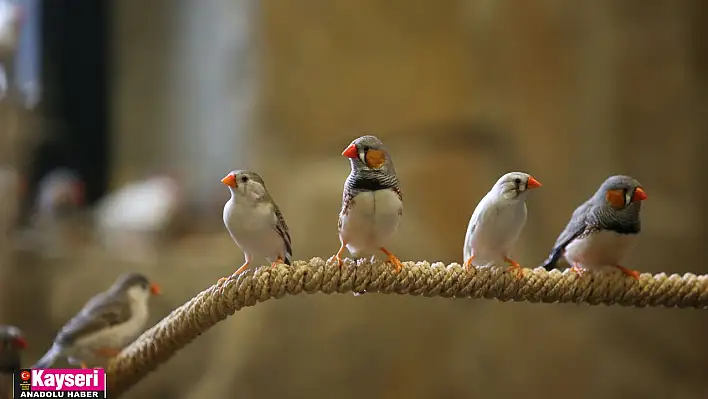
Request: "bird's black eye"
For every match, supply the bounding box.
[514,178,521,184]
[240,176,248,183]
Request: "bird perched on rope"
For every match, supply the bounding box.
[540,175,647,279]
[32,273,160,369]
[0,325,26,374]
[334,135,404,272]
[462,172,542,278]
[218,170,292,287]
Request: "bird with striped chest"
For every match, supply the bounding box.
[540,175,647,279]
[334,135,404,272]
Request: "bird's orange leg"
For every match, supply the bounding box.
[612,264,640,280]
[80,362,88,369]
[92,347,121,358]
[271,256,284,268]
[334,242,347,268]
[380,247,403,273]
[463,255,475,272]
[570,263,586,277]
[503,256,524,279]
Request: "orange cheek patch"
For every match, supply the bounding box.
[365,149,386,169]
[605,189,625,209]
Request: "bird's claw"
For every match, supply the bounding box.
[463,256,475,272]
[570,264,586,277]
[503,257,523,279]
[613,264,640,281]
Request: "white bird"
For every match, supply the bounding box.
[218,170,292,286]
[95,174,182,262]
[32,273,160,369]
[462,172,542,278]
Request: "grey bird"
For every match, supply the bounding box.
[32,273,160,369]
[0,325,27,374]
[540,175,647,279]
[218,170,292,285]
[463,172,542,278]
[334,135,404,272]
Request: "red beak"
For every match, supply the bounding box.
[150,283,161,295]
[12,337,27,350]
[526,176,542,189]
[221,173,237,188]
[341,144,358,159]
[632,187,647,202]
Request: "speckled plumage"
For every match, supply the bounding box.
[541,175,646,278]
[335,135,404,272]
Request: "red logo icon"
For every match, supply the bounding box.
[19,370,30,381]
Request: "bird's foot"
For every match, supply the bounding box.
[503,257,524,279]
[218,262,250,294]
[334,243,347,268]
[93,347,121,358]
[463,256,475,272]
[80,362,88,369]
[271,256,284,269]
[380,247,403,273]
[613,264,640,280]
[570,264,586,277]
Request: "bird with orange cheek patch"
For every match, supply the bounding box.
[541,175,647,280]
[334,135,405,273]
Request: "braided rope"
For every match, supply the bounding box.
[105,257,708,397]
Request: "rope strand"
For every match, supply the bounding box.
[105,257,708,397]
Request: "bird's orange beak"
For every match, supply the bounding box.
[221,173,237,188]
[632,187,647,202]
[150,283,161,295]
[12,337,27,350]
[526,176,542,189]
[342,143,358,159]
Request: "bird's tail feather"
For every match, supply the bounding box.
[31,345,62,369]
[284,251,292,266]
[540,249,563,271]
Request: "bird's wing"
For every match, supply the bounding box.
[541,199,592,270]
[462,194,491,259]
[55,292,132,346]
[271,202,293,265]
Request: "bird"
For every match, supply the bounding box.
[218,170,292,286]
[462,172,542,278]
[0,325,27,374]
[334,135,404,272]
[32,272,160,369]
[540,175,647,280]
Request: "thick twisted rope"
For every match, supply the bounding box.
[106,257,708,397]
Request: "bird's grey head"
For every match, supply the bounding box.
[593,175,647,213]
[0,325,26,350]
[221,170,270,200]
[111,272,161,300]
[492,172,543,200]
[341,135,396,175]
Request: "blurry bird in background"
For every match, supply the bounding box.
[24,168,85,258]
[0,325,26,373]
[540,175,647,279]
[335,135,405,272]
[95,173,183,264]
[218,170,292,288]
[0,325,26,399]
[32,273,160,369]
[463,172,542,278]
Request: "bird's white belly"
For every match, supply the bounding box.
[73,302,149,357]
[224,200,283,261]
[564,230,637,268]
[340,189,402,255]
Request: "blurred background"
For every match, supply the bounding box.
[0,0,707,398]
